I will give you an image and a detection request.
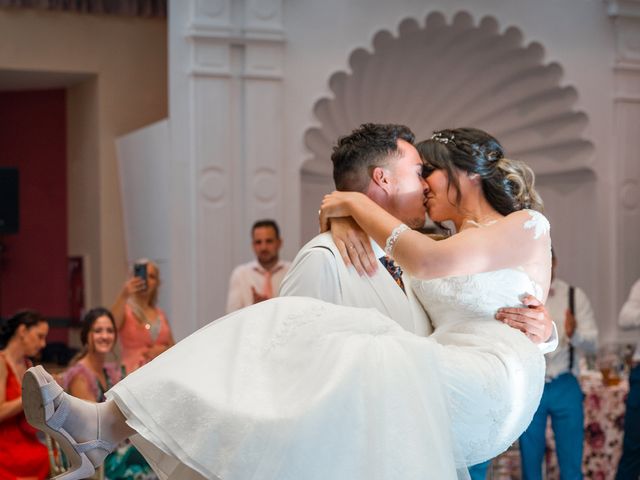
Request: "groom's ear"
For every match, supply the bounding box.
[371,166,392,193]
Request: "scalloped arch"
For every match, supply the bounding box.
[301,11,594,178]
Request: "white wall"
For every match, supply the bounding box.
[280,0,619,341]
[116,120,172,319]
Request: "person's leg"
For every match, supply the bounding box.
[468,459,491,480]
[519,385,550,480]
[550,374,584,480]
[99,399,135,444]
[616,364,640,480]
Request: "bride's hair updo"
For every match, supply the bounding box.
[416,128,543,215]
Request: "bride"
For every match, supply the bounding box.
[22,127,550,480]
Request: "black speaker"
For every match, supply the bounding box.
[0,168,19,234]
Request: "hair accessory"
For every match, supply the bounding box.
[487,150,503,163]
[431,132,455,145]
[384,223,410,257]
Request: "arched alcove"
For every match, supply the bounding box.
[300,11,595,243]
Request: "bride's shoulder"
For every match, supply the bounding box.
[502,209,550,239]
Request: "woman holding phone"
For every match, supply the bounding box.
[111,259,174,373]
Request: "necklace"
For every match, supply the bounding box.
[463,218,499,228]
[129,300,158,332]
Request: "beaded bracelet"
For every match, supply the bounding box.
[384,223,410,256]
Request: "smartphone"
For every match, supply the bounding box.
[133,262,148,290]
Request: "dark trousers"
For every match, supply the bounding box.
[468,459,491,480]
[616,364,640,480]
[520,373,584,480]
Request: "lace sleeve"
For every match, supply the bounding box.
[523,210,550,240]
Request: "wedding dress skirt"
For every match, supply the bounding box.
[107,268,545,480]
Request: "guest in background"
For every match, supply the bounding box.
[63,307,155,480]
[226,219,291,313]
[0,309,50,480]
[519,248,598,480]
[616,278,640,480]
[64,308,123,402]
[112,259,174,373]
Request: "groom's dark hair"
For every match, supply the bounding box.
[331,123,415,192]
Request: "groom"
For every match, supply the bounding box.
[280,123,557,479]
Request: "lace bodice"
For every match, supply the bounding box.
[412,209,550,329]
[413,267,543,330]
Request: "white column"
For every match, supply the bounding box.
[606,0,640,313]
[243,0,286,227]
[168,0,285,338]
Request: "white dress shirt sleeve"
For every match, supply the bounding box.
[226,267,247,314]
[619,279,640,329]
[279,247,342,304]
[539,322,559,355]
[569,286,598,354]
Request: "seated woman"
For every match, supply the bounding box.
[0,310,50,480]
[23,126,551,480]
[62,307,155,480]
[111,260,174,373]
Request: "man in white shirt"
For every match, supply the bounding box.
[519,249,598,480]
[280,123,558,480]
[226,219,291,313]
[616,279,640,480]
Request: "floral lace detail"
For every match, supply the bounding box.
[260,303,327,357]
[414,265,546,464]
[414,268,541,327]
[523,209,550,239]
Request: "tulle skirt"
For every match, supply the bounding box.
[108,296,543,480]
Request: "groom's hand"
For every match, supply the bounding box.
[495,294,553,344]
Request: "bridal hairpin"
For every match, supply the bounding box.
[431,132,455,145]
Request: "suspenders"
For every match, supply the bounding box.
[568,285,575,371]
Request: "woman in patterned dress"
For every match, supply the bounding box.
[63,307,155,480]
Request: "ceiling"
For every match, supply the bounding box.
[0,69,92,92]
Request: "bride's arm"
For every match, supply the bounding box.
[320,191,550,281]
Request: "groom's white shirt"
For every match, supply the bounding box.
[280,232,558,353]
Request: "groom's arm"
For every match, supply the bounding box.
[495,294,558,354]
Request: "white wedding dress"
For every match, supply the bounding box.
[107,262,546,480]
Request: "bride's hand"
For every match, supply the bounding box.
[319,191,363,232]
[329,217,378,276]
